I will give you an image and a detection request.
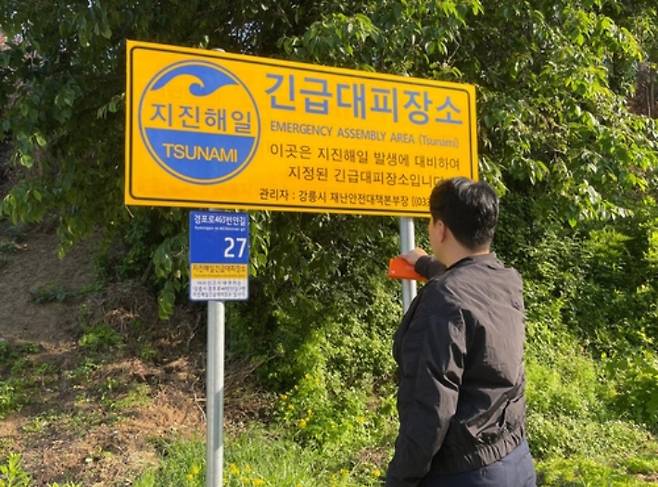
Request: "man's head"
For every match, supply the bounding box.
[428,177,499,265]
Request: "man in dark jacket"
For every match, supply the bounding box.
[386,177,536,487]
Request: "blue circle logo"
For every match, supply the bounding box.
[138,60,261,184]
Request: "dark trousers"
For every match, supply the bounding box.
[419,440,537,487]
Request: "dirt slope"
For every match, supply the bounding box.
[0,226,207,485]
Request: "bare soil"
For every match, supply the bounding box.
[0,225,271,486]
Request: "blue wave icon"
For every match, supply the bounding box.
[151,64,237,96]
[139,60,261,184]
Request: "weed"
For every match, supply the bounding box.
[0,240,24,254]
[29,285,81,304]
[0,341,40,367]
[78,324,123,352]
[624,455,658,475]
[66,358,100,382]
[20,415,51,434]
[137,343,158,362]
[0,380,27,418]
[0,453,31,487]
[30,283,100,305]
[66,410,106,436]
[537,456,656,486]
[105,383,151,412]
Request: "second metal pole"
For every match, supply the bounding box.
[207,300,225,487]
[399,217,417,312]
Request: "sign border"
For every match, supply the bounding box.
[126,41,477,217]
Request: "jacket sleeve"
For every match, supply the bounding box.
[386,302,466,487]
[414,256,446,280]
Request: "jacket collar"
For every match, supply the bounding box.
[445,252,498,271]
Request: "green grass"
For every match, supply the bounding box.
[0,342,42,419]
[129,313,658,487]
[537,456,658,487]
[133,420,658,487]
[134,424,385,487]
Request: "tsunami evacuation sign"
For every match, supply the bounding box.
[189,211,249,301]
[125,40,478,217]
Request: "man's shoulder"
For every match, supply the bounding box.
[448,255,522,283]
[420,277,462,312]
[425,255,523,306]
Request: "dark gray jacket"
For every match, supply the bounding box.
[386,253,527,486]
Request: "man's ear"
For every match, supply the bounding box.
[437,219,448,243]
[429,217,441,239]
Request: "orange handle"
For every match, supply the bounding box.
[387,257,427,282]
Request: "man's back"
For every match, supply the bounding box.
[389,254,531,485]
[386,177,536,487]
[429,254,526,473]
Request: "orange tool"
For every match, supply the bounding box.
[387,257,427,282]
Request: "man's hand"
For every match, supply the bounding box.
[400,247,428,266]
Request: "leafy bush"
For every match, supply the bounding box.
[605,350,658,431]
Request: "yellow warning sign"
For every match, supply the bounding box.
[191,264,249,279]
[125,40,478,217]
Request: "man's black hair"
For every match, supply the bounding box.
[429,177,499,250]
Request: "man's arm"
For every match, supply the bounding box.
[386,304,466,487]
[400,248,445,280]
[414,255,445,280]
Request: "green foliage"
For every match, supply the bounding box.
[624,455,658,476]
[78,323,123,352]
[605,351,658,430]
[0,453,30,487]
[134,436,205,487]
[526,354,599,419]
[0,381,26,420]
[0,453,81,487]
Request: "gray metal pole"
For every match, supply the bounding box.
[207,300,225,487]
[399,218,417,312]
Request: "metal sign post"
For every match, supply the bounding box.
[207,300,224,487]
[189,210,250,487]
[399,217,417,312]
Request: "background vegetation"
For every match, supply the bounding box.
[1,0,657,485]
